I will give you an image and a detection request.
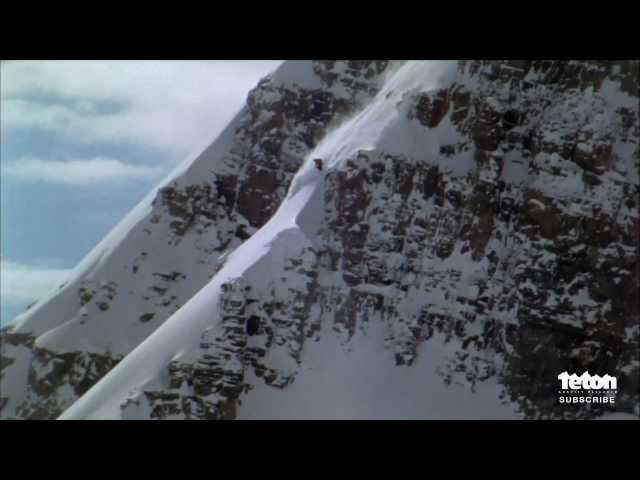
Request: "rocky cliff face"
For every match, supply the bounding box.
[1,60,638,420]
[0,60,393,419]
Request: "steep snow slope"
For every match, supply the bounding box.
[2,60,394,418]
[2,60,638,420]
[59,152,324,419]
[62,61,520,419]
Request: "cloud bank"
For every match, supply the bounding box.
[1,259,72,323]
[1,60,283,160]
[3,157,162,186]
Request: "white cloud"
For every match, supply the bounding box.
[1,60,283,160]
[3,156,162,186]
[1,259,71,313]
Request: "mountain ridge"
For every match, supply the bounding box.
[1,60,638,420]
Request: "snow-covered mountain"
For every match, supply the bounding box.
[1,60,638,420]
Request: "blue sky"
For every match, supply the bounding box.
[1,60,282,324]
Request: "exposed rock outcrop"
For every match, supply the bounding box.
[2,60,638,420]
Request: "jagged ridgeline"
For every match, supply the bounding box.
[1,60,638,420]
